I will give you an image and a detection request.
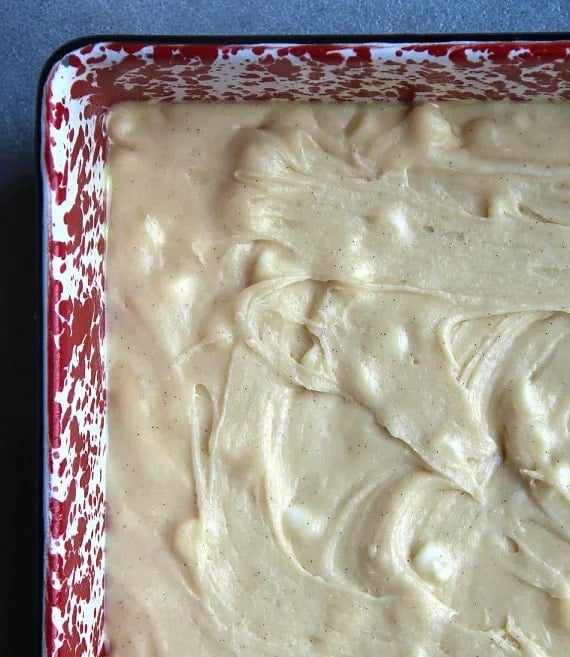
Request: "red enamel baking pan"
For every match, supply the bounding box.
[38,33,570,656]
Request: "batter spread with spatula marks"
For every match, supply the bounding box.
[105,100,570,656]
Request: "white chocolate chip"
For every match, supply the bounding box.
[413,542,455,584]
[144,214,166,246]
[367,544,378,559]
[520,379,544,419]
[110,113,136,141]
[437,434,465,463]
[254,248,280,281]
[395,326,409,355]
[411,104,456,148]
[487,192,519,218]
[386,204,411,241]
[170,274,195,301]
[252,246,299,282]
[283,504,324,538]
[173,518,201,560]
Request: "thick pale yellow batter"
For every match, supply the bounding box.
[105,101,570,657]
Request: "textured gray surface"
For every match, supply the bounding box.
[0,0,568,654]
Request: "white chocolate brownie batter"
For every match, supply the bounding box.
[105,101,570,657]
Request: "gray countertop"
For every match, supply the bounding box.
[0,1,567,654]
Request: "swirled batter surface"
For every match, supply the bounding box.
[105,101,570,656]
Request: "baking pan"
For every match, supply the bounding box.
[39,34,570,657]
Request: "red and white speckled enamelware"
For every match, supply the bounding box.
[39,36,570,657]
